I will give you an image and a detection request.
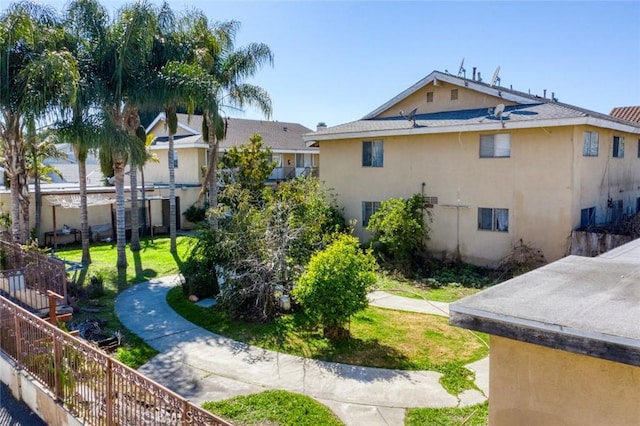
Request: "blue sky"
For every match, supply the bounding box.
[41,1,640,129]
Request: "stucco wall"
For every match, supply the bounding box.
[145,146,204,185]
[572,125,640,227]
[319,126,576,265]
[489,336,640,426]
[377,81,519,117]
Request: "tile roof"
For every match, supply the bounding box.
[610,106,640,123]
[153,114,316,152]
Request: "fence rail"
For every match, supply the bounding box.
[0,240,67,312]
[0,295,232,426]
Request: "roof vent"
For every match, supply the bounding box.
[316,122,327,131]
[283,126,288,132]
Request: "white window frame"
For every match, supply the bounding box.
[580,206,595,228]
[478,207,509,232]
[296,153,314,168]
[613,136,624,158]
[362,201,381,227]
[480,134,511,158]
[362,140,384,167]
[583,131,599,157]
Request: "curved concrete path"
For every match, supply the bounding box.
[115,276,488,426]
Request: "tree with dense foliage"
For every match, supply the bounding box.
[0,1,79,242]
[218,133,275,203]
[366,193,432,273]
[293,234,378,340]
[182,163,346,321]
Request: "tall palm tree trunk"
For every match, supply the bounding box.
[129,167,140,251]
[77,152,91,265]
[169,134,177,252]
[114,155,127,268]
[126,107,141,252]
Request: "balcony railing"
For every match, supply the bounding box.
[0,240,67,314]
[268,166,318,182]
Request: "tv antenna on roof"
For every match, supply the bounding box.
[400,107,418,127]
[490,66,501,87]
[457,57,466,79]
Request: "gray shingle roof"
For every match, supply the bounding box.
[306,70,640,141]
[312,103,588,136]
[155,114,315,152]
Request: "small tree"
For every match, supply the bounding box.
[366,193,431,273]
[293,235,377,340]
[219,133,275,204]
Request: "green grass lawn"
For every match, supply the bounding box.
[203,390,344,426]
[53,236,192,368]
[406,402,488,426]
[167,287,488,394]
[375,274,489,302]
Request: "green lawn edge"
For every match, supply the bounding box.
[202,390,344,426]
[406,402,488,426]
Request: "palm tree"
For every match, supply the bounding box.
[187,17,274,217]
[94,1,157,268]
[57,0,110,265]
[141,4,220,251]
[0,2,79,242]
[24,122,67,240]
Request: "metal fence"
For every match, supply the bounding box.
[0,295,232,426]
[0,240,67,312]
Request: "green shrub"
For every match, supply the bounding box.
[293,235,377,340]
[182,202,208,224]
[180,230,221,298]
[366,194,431,274]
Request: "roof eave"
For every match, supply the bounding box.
[303,117,640,142]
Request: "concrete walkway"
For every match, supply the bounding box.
[115,276,488,426]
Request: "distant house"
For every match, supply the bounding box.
[144,113,319,187]
[304,70,640,265]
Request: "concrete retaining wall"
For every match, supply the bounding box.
[0,354,82,426]
[568,231,632,257]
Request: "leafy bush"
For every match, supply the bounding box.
[182,202,208,224]
[366,193,431,274]
[212,176,347,322]
[180,230,221,298]
[293,235,377,340]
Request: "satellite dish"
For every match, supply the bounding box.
[457,57,466,78]
[494,103,505,118]
[400,108,418,127]
[490,66,501,87]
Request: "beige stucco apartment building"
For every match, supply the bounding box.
[304,71,640,265]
